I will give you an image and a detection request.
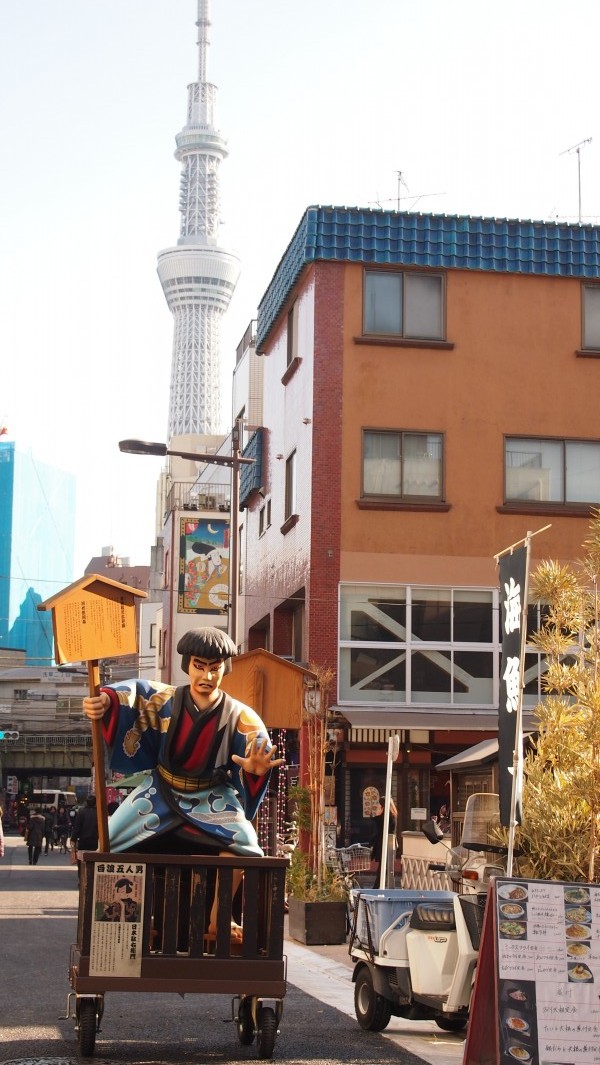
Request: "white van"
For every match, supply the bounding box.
[29,790,77,812]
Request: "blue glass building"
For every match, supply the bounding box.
[0,441,75,666]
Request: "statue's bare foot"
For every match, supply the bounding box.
[207,920,243,943]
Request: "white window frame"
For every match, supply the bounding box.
[338,583,499,710]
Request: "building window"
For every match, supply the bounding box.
[582,284,600,350]
[259,497,272,536]
[285,451,296,520]
[339,584,496,708]
[287,300,298,366]
[505,437,600,505]
[149,623,157,649]
[14,689,27,701]
[364,270,444,340]
[363,430,443,500]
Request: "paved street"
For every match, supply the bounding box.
[0,836,465,1065]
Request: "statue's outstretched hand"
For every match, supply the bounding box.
[231,737,284,776]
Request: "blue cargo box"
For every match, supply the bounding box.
[352,889,454,950]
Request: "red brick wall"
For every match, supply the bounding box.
[306,262,345,677]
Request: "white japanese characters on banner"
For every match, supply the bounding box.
[89,861,146,977]
[498,545,528,827]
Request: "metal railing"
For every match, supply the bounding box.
[0,733,92,749]
[165,481,230,516]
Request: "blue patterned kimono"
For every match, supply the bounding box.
[101,679,272,856]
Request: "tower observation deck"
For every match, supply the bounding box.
[158,0,240,439]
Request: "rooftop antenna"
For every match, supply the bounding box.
[396,169,409,211]
[560,137,592,223]
[370,170,445,212]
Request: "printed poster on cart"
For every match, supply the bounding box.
[89,861,146,977]
[496,877,600,1064]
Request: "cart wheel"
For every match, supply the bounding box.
[236,997,256,1045]
[78,999,97,1057]
[435,1015,468,1032]
[354,967,392,1032]
[256,1005,277,1059]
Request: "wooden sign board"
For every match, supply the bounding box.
[37,574,147,664]
[464,876,600,1065]
[221,648,315,729]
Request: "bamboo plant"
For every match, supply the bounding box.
[514,509,600,882]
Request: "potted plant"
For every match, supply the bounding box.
[286,665,349,945]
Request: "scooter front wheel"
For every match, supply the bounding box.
[354,967,392,1032]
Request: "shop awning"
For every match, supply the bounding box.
[335,707,500,731]
[435,738,499,769]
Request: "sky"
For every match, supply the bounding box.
[2,0,600,580]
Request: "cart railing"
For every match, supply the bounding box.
[72,851,288,996]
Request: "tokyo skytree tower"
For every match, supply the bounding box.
[158,0,240,439]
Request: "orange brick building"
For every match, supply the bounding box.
[238,206,600,841]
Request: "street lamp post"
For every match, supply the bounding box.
[119,427,254,648]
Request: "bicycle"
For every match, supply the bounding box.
[326,845,373,933]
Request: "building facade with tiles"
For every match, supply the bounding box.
[238,205,600,842]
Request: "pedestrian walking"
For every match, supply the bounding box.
[44,805,56,853]
[70,795,99,880]
[25,805,46,865]
[54,803,71,853]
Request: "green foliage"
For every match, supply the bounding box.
[287,784,311,832]
[514,510,600,883]
[286,848,348,902]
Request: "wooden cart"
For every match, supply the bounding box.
[66,850,288,1059]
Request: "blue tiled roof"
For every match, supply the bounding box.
[256,206,600,351]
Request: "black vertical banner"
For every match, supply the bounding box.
[498,545,528,827]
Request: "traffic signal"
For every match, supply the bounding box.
[0,730,19,740]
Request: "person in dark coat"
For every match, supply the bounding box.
[25,806,46,865]
[43,805,56,853]
[70,795,99,880]
[54,804,71,853]
[371,795,398,888]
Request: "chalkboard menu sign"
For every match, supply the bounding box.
[464,877,600,1065]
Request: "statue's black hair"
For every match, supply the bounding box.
[176,627,238,675]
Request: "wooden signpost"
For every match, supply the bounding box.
[38,574,147,851]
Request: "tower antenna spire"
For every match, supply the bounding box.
[196,0,210,84]
[158,0,240,439]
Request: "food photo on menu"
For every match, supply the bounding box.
[505,1044,533,1062]
[498,885,529,940]
[500,980,538,1065]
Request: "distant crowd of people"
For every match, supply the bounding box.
[0,793,102,868]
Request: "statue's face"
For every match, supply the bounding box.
[188,655,226,708]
